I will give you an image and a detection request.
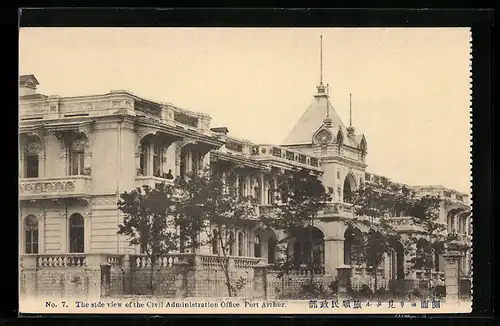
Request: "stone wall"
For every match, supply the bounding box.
[20,253,333,300]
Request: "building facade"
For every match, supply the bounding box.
[19,74,471,293]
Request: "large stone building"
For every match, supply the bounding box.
[19,72,471,297]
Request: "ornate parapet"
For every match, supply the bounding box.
[19,176,92,200]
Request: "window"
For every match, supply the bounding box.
[293,241,302,267]
[337,169,340,180]
[238,232,244,256]
[212,229,219,255]
[24,215,38,254]
[254,235,261,258]
[69,137,85,176]
[268,237,276,264]
[229,232,235,256]
[139,144,148,175]
[434,252,440,272]
[267,180,274,205]
[238,180,245,198]
[25,153,39,178]
[69,213,85,253]
[24,141,40,178]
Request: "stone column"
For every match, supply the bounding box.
[148,141,154,176]
[260,174,265,205]
[443,245,464,303]
[235,175,240,198]
[38,152,46,178]
[83,152,92,175]
[84,212,92,253]
[60,212,68,253]
[38,212,45,254]
[324,236,344,277]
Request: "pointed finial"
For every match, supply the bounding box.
[320,35,323,85]
[347,93,355,134]
[349,93,352,127]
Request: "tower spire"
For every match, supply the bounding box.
[347,93,355,134]
[316,35,326,95]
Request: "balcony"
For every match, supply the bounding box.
[321,201,354,219]
[135,176,173,189]
[19,176,92,200]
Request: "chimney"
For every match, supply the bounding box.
[19,74,39,97]
[210,127,229,136]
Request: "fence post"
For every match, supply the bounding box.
[20,255,38,299]
[336,265,352,296]
[252,260,268,299]
[174,260,190,299]
[122,254,131,295]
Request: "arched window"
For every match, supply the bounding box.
[254,235,261,258]
[69,213,85,253]
[139,142,149,176]
[229,231,235,256]
[24,215,38,254]
[343,176,354,204]
[69,135,85,176]
[237,232,244,256]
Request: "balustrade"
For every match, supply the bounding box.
[135,176,173,189]
[19,176,92,200]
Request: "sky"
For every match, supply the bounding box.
[19,28,472,194]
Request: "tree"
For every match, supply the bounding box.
[262,168,331,289]
[175,166,258,297]
[117,182,180,294]
[348,183,403,295]
[405,193,460,297]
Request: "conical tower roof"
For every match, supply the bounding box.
[283,86,347,145]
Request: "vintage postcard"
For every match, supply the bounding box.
[19,27,472,315]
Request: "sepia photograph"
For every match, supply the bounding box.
[18,27,472,314]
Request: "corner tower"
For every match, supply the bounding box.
[282,36,368,203]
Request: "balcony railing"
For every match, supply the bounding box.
[250,145,322,170]
[19,176,92,200]
[135,176,173,189]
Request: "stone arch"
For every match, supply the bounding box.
[313,127,333,146]
[251,225,278,263]
[343,226,363,265]
[291,226,325,272]
[343,173,357,203]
